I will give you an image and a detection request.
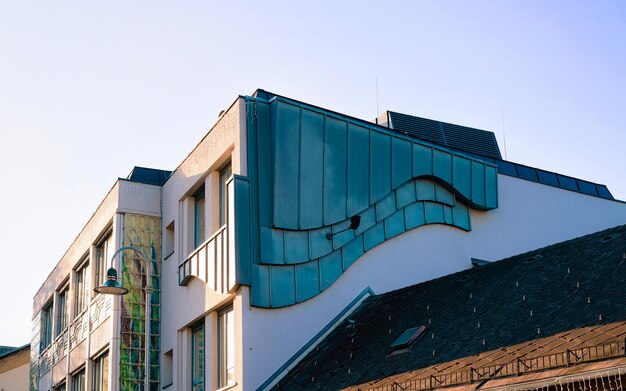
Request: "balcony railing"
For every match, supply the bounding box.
[179,224,235,293]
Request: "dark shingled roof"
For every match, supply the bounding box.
[274,225,626,390]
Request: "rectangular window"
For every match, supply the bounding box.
[71,369,85,391]
[54,381,66,391]
[56,285,69,336]
[218,162,232,227]
[218,305,235,388]
[164,220,175,259]
[74,261,88,317]
[95,232,112,288]
[92,351,109,391]
[191,321,205,391]
[41,301,53,349]
[193,186,205,248]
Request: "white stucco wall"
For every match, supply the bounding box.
[117,180,161,217]
[160,97,247,390]
[0,362,29,391]
[242,174,626,390]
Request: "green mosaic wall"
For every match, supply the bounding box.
[120,213,161,391]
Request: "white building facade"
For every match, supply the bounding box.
[31,90,626,391]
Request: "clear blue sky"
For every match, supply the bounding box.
[1,1,625,346]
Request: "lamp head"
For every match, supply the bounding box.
[94,267,129,295]
[349,215,361,230]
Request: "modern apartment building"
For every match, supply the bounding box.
[31,90,626,391]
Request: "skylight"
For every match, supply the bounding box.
[389,325,426,355]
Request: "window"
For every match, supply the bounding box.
[193,186,205,248]
[218,305,235,388]
[191,321,205,391]
[164,220,175,259]
[74,261,88,317]
[56,285,69,337]
[163,349,174,387]
[218,162,232,227]
[95,232,112,288]
[40,301,53,350]
[54,381,66,391]
[92,351,109,391]
[71,369,85,391]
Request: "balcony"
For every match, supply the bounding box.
[178,224,235,293]
[178,175,251,293]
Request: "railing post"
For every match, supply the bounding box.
[566,349,572,366]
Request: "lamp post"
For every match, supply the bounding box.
[94,246,152,391]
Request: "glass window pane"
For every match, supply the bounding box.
[219,163,232,227]
[96,233,111,287]
[194,187,205,248]
[74,261,88,317]
[102,355,108,391]
[191,322,204,390]
[56,289,67,336]
[93,352,108,391]
[218,305,234,388]
[226,308,235,384]
[72,370,85,391]
[42,302,53,348]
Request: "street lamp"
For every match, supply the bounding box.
[94,245,152,391]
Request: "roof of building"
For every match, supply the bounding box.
[125,166,172,186]
[274,224,626,390]
[253,90,614,201]
[386,111,613,200]
[0,344,29,360]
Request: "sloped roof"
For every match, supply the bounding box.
[253,90,614,201]
[274,225,626,390]
[0,344,29,360]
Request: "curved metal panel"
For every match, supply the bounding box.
[232,97,500,307]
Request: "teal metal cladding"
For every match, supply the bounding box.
[234,96,498,307]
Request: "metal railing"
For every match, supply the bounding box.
[361,340,624,390]
[178,225,234,293]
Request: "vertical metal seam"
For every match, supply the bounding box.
[298,107,303,230]
[321,114,327,226]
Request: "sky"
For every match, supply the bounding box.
[1,1,625,346]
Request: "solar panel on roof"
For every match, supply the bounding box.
[388,111,502,160]
[557,175,579,192]
[537,170,559,186]
[576,180,598,196]
[386,110,614,201]
[597,186,613,199]
[515,165,539,181]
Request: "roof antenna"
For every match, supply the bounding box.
[501,104,508,160]
[376,76,380,122]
